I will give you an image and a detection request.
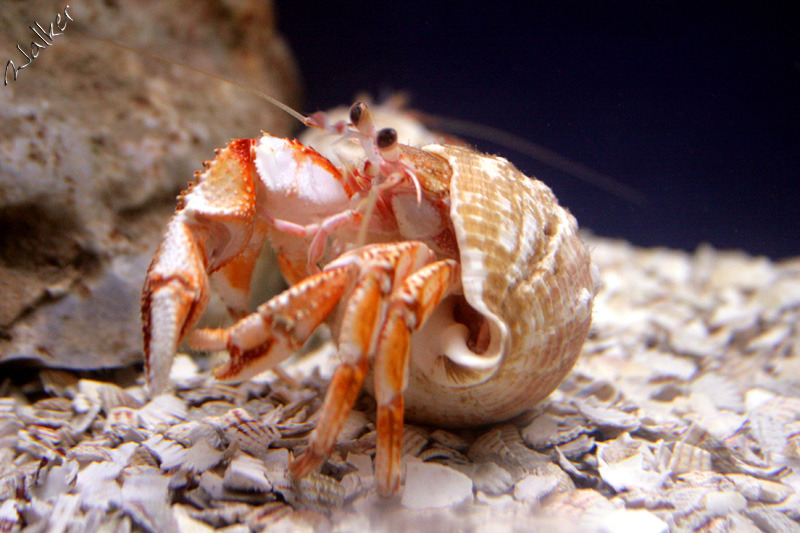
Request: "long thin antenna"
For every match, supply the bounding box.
[72,29,308,125]
[418,112,646,205]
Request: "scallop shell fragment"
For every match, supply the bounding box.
[121,472,176,532]
[224,453,272,492]
[401,459,473,509]
[165,420,223,448]
[142,434,187,471]
[181,440,227,474]
[513,473,562,504]
[469,461,516,495]
[667,441,713,475]
[138,395,187,431]
[596,433,669,493]
[210,407,280,456]
[468,425,549,475]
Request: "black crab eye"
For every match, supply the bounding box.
[350,102,368,126]
[376,128,398,150]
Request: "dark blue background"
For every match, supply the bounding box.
[276,2,799,259]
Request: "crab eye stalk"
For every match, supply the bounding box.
[376,127,397,149]
[349,102,366,125]
[350,102,375,137]
[376,127,400,163]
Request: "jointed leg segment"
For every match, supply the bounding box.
[291,250,461,495]
[372,259,460,496]
[189,240,460,496]
[188,263,357,381]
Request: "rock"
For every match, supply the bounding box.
[0,0,300,369]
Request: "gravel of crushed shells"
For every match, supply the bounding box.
[2,235,799,532]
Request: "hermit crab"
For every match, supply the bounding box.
[141,99,598,496]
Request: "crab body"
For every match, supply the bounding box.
[141,103,597,495]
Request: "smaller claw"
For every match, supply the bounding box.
[141,138,259,395]
[189,263,358,383]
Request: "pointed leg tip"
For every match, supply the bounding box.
[289,449,323,480]
[145,375,168,397]
[144,347,174,396]
[211,360,234,381]
[377,481,400,498]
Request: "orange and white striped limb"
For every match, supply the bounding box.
[289,244,461,496]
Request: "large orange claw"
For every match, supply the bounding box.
[142,139,260,394]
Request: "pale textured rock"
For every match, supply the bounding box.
[0,0,300,369]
